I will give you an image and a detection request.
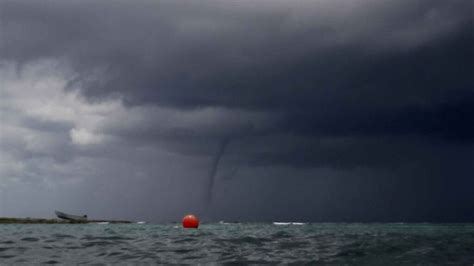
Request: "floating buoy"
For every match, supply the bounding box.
[182,214,199,229]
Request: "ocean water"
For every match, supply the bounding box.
[0,223,473,265]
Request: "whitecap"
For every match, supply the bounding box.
[273,222,291,225]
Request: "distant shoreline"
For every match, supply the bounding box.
[0,217,132,224]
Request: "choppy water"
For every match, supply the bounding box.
[0,223,473,265]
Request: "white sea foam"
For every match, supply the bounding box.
[273,222,306,225]
[273,222,291,225]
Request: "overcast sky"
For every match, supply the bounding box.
[0,0,473,222]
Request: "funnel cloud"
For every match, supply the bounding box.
[206,138,231,205]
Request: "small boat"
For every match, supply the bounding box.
[55,211,88,221]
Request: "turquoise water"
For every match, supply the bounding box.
[0,223,473,264]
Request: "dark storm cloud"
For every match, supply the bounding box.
[1,0,473,221]
[281,97,474,143]
[1,0,472,135]
[1,0,472,107]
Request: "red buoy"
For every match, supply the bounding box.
[182,214,199,229]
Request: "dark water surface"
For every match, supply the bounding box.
[0,223,473,264]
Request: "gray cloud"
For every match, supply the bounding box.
[2,0,471,107]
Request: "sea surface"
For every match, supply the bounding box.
[0,223,473,265]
